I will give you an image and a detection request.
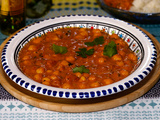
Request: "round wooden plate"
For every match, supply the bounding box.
[0,26,160,113]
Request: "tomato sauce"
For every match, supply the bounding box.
[18,27,138,89]
[104,0,134,10]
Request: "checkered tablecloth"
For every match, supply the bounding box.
[0,0,160,119]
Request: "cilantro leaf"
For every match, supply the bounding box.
[76,48,87,58]
[85,42,95,46]
[94,36,105,45]
[52,44,68,54]
[76,48,94,58]
[73,65,89,73]
[85,48,95,56]
[103,41,117,57]
[85,36,104,46]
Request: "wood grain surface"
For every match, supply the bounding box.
[0,26,160,113]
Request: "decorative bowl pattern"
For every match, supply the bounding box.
[98,0,160,24]
[1,15,157,99]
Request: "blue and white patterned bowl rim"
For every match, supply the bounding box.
[1,15,157,99]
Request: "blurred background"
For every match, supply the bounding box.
[0,0,160,43]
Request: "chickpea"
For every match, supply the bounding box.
[50,74,58,80]
[60,60,69,66]
[120,70,129,77]
[36,67,45,74]
[124,60,131,66]
[123,65,132,72]
[46,60,53,68]
[62,83,71,89]
[75,28,88,39]
[103,78,114,85]
[128,53,137,61]
[92,29,101,33]
[90,81,100,88]
[93,54,97,58]
[23,60,31,65]
[79,76,86,82]
[42,77,51,86]
[88,75,96,81]
[53,71,60,76]
[22,56,30,60]
[42,81,50,86]
[115,39,126,46]
[43,55,51,59]
[75,72,82,78]
[83,73,89,78]
[92,29,102,37]
[32,37,42,44]
[118,50,125,57]
[34,74,42,83]
[46,70,52,74]
[74,35,83,40]
[112,54,122,61]
[116,61,124,67]
[110,34,119,39]
[98,57,105,64]
[78,83,86,89]
[28,45,37,51]
[51,80,60,87]
[42,77,51,82]
[52,54,58,57]
[51,35,60,41]
[79,32,88,37]
[57,65,64,71]
[65,56,75,63]
[79,28,85,32]
[55,30,63,36]
[79,28,88,37]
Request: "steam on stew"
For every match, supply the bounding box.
[18,27,138,89]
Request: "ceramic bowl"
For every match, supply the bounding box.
[1,15,157,99]
[98,0,160,24]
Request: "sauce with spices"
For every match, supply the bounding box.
[18,27,138,89]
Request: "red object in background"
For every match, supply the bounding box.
[103,0,133,10]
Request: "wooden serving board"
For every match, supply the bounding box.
[0,26,160,113]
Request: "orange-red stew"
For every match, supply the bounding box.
[18,27,137,89]
[104,0,134,10]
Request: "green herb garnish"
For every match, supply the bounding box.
[103,41,117,57]
[85,36,104,46]
[52,44,68,54]
[73,65,89,73]
[76,48,94,58]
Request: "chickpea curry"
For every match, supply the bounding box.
[18,27,138,89]
[104,0,134,10]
